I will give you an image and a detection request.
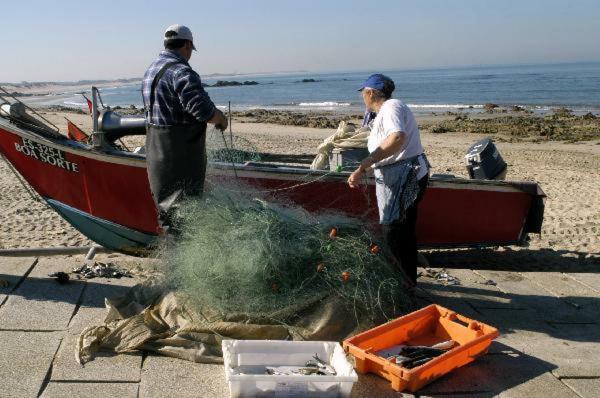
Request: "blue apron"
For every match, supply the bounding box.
[374,154,429,225]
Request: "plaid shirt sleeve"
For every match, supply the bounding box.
[173,68,216,123]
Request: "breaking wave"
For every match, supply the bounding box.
[407,104,484,109]
[298,102,351,107]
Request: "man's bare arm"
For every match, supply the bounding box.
[348,131,405,188]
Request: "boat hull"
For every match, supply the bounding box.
[0,119,545,253]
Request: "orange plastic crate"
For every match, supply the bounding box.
[343,304,499,392]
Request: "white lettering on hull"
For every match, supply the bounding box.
[14,138,79,173]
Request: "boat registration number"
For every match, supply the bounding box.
[14,138,79,172]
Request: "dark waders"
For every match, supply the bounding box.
[381,175,428,286]
[146,123,207,236]
[146,61,208,236]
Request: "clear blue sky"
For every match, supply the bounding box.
[2,0,599,82]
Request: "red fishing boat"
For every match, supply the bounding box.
[0,87,545,255]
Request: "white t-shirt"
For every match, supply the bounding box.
[367,99,428,179]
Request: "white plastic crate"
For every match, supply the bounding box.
[222,340,358,397]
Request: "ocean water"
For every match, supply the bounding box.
[48,62,600,115]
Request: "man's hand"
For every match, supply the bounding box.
[348,167,365,188]
[209,109,228,131]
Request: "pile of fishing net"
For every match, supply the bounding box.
[163,186,410,323]
[76,185,412,365]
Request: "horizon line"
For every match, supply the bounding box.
[2,59,599,86]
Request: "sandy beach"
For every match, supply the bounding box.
[0,109,598,268]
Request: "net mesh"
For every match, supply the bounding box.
[158,128,410,327]
[205,128,261,164]
[161,184,411,324]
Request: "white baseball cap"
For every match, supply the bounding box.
[164,24,196,50]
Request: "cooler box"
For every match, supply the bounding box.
[343,304,499,392]
[329,147,369,172]
[222,340,358,397]
[465,138,507,180]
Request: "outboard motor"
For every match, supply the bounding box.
[89,86,146,148]
[465,138,507,180]
[98,110,147,143]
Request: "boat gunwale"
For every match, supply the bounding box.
[0,115,545,196]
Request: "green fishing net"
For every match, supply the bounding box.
[205,129,261,163]
[161,185,411,324]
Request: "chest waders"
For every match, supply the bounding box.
[146,62,208,236]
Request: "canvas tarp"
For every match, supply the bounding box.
[76,280,373,365]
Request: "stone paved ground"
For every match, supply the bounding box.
[0,252,598,398]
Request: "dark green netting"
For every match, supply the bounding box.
[161,186,411,324]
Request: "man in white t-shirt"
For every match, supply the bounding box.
[348,74,429,289]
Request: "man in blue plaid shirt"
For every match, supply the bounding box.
[142,24,228,238]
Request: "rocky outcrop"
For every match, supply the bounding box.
[234,109,363,129]
[429,125,450,134]
[483,103,499,113]
[210,80,259,87]
[420,113,600,142]
[553,107,573,118]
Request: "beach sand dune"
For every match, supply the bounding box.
[0,114,598,271]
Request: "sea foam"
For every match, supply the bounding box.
[407,104,483,109]
[298,102,351,107]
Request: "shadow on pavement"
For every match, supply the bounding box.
[418,342,557,397]
[426,247,599,273]
[0,274,136,307]
[417,280,600,343]
[352,342,557,397]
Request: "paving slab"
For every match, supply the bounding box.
[490,330,548,354]
[66,305,108,336]
[351,373,415,397]
[0,257,37,306]
[419,346,575,398]
[496,372,580,398]
[51,332,142,382]
[470,307,550,333]
[419,267,511,317]
[418,283,482,318]
[139,355,229,398]
[545,321,600,342]
[423,268,523,310]
[474,269,597,324]
[497,332,600,377]
[67,276,139,335]
[522,271,600,319]
[561,377,600,398]
[565,272,600,294]
[0,330,63,398]
[0,258,85,331]
[40,382,138,398]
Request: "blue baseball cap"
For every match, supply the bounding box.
[358,74,395,93]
